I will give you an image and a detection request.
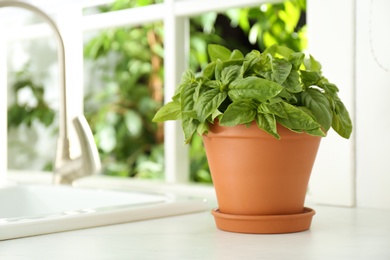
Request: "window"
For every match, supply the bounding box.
[1,0,357,208]
[1,0,279,182]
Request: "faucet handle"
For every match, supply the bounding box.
[72,115,102,176]
[53,115,101,185]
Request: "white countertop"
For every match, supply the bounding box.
[0,204,389,260]
[2,172,390,259]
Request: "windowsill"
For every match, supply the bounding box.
[5,169,217,202]
[6,169,327,208]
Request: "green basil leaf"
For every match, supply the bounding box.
[195,88,228,122]
[180,70,195,83]
[204,79,222,89]
[245,49,261,60]
[202,61,216,79]
[304,127,327,136]
[301,88,332,131]
[240,50,262,77]
[258,102,288,119]
[332,99,353,139]
[229,76,283,102]
[196,121,209,136]
[179,80,198,143]
[276,45,294,59]
[276,102,326,136]
[194,79,211,102]
[230,49,244,60]
[282,70,302,93]
[182,110,197,119]
[193,80,202,103]
[215,59,223,81]
[221,65,241,86]
[298,106,317,119]
[241,56,260,77]
[289,52,305,70]
[272,58,292,85]
[175,71,196,101]
[152,101,181,122]
[321,82,339,95]
[256,113,280,139]
[259,52,273,71]
[263,44,277,56]
[211,109,222,121]
[208,44,232,62]
[300,70,322,87]
[180,81,197,112]
[172,90,181,102]
[182,116,198,143]
[222,59,245,68]
[257,70,273,81]
[304,55,322,72]
[219,100,256,126]
[277,88,298,103]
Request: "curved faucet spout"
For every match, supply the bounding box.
[0,0,101,184]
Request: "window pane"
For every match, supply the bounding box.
[5,11,58,172]
[83,20,164,179]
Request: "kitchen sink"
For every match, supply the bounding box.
[0,183,208,240]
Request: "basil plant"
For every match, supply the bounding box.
[153,44,352,143]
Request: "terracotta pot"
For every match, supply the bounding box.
[202,122,321,233]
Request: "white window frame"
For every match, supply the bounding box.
[1,0,358,208]
[0,27,7,184]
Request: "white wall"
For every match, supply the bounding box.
[308,0,390,210]
[355,0,390,209]
[307,0,356,207]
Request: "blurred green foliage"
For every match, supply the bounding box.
[7,63,56,171]
[7,63,55,129]
[84,0,164,178]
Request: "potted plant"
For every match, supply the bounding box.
[153,44,352,234]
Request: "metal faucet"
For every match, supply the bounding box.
[0,0,101,184]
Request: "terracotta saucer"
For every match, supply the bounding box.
[211,207,315,234]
